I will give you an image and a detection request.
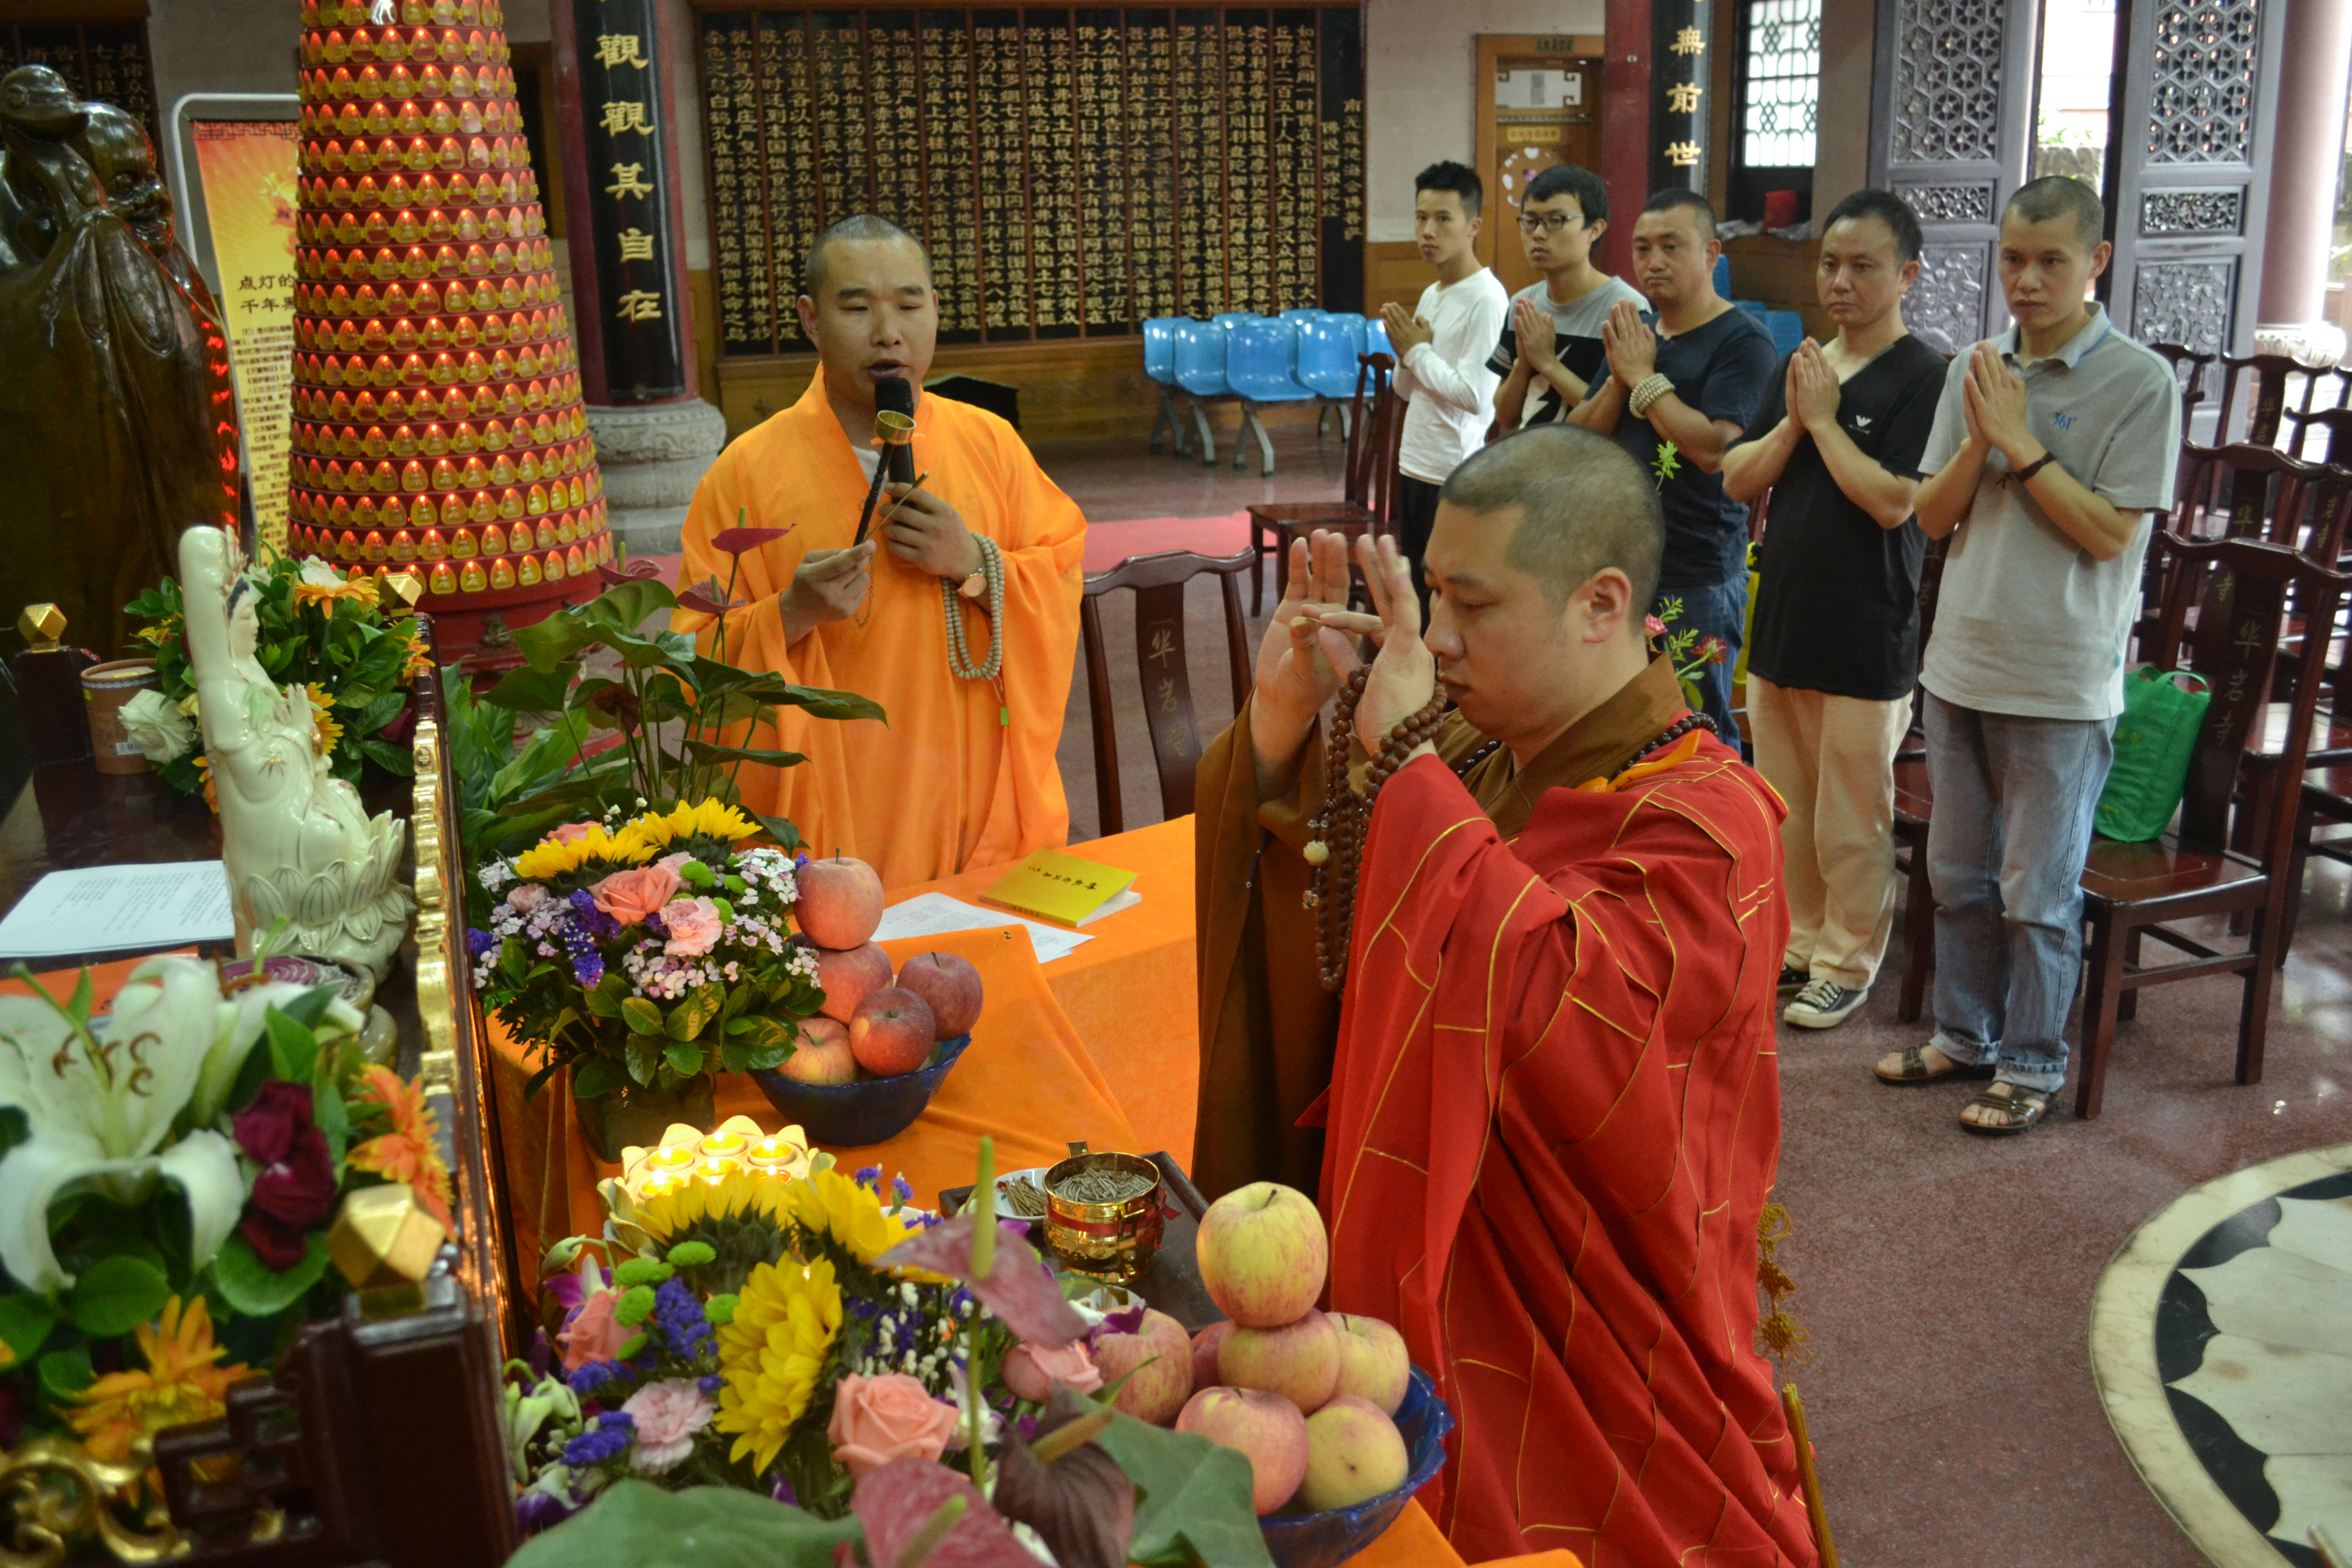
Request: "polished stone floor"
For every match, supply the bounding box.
[1045,425,2352,1568]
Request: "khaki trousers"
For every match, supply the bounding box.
[1746,675,1914,990]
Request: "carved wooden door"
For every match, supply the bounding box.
[1867,0,2040,356]
[2100,0,2286,357]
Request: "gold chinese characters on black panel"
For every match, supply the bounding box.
[694,4,1365,357]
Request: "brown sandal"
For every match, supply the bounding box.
[1958,1082,2057,1135]
[1874,1045,1998,1086]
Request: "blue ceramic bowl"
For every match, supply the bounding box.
[747,1032,972,1147]
[1261,1366,1454,1568]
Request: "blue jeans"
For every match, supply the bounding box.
[1655,576,1747,742]
[1922,693,2114,1093]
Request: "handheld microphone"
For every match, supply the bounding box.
[874,376,918,486]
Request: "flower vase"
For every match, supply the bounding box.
[576,1075,717,1164]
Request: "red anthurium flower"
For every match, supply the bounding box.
[708,525,790,557]
[596,558,662,587]
[675,575,745,617]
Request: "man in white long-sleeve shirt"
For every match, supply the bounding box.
[1381,161,1510,617]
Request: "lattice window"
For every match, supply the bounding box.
[1892,0,2005,164]
[2146,0,2262,163]
[1740,0,1821,166]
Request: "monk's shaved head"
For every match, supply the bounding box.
[1439,424,1663,616]
[801,213,933,298]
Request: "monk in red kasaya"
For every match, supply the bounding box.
[1193,425,1816,1564]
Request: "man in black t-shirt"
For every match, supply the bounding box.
[1723,189,1948,1031]
[1570,189,1776,739]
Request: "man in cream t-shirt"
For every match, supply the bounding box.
[1872,176,2182,1136]
[1381,160,1509,617]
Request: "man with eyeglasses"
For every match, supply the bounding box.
[1488,165,1643,432]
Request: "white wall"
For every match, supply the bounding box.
[1364,0,1607,243]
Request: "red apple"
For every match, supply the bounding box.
[849,986,937,1077]
[895,950,983,1039]
[1092,1308,1193,1426]
[1218,1308,1340,1414]
[1175,1386,1309,1514]
[777,1018,855,1085]
[1329,1313,1411,1414]
[806,940,891,1024]
[1196,1181,1329,1328]
[1191,1322,1232,1391]
[1297,1394,1409,1510]
[794,855,885,948]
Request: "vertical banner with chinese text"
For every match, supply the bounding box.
[576,0,688,399]
[190,120,300,556]
[1650,0,1710,196]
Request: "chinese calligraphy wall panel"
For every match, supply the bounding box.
[1,21,160,149]
[693,2,1365,356]
[576,0,689,397]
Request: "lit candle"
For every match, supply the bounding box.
[699,1130,748,1159]
[638,1172,686,1200]
[698,1156,742,1185]
[747,1136,797,1172]
[644,1145,697,1174]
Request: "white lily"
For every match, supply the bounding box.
[0,955,354,1295]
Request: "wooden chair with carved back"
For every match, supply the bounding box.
[1245,352,1396,612]
[1079,547,1255,837]
[2210,352,2322,451]
[2147,342,2214,498]
[2070,530,2352,1117]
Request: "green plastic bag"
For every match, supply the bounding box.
[2095,666,2211,842]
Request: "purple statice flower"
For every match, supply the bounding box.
[466,926,497,960]
[645,909,667,937]
[700,1373,722,1395]
[559,1411,635,1467]
[567,1360,627,1399]
[853,1165,883,1189]
[651,1277,713,1361]
[567,889,623,941]
[771,1474,799,1506]
[892,1176,912,1206]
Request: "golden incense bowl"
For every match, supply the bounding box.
[1041,1149,1165,1282]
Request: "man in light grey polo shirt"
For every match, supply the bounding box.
[1871,176,2183,1134]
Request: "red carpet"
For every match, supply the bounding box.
[627,512,1252,586]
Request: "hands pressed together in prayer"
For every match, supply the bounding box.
[1512,297,1559,375]
[1601,299,1659,387]
[1379,301,1436,355]
[1248,529,1440,801]
[1959,340,2037,468]
[1786,339,1843,436]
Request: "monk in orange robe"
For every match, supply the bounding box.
[1195,427,1818,1564]
[674,216,1086,889]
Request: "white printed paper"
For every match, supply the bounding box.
[0,862,235,960]
[873,891,1094,965]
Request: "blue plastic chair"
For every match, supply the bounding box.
[1365,315,1393,360]
[1227,319,1318,475]
[1296,315,1363,445]
[1212,312,1257,332]
[1714,254,1731,300]
[1171,319,1236,467]
[1141,317,1190,457]
[1764,309,1806,356]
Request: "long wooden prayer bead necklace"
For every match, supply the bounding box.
[1302,677,1717,993]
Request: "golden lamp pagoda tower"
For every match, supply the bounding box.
[286,0,609,643]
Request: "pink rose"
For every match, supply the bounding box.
[559,1288,628,1371]
[548,821,598,845]
[620,1378,715,1474]
[591,863,682,926]
[999,1340,1104,1404]
[661,896,723,958]
[826,1373,961,1478]
[507,883,550,912]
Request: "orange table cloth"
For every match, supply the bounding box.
[1354,1501,1582,1568]
[488,922,1143,1277]
[887,815,1198,1163]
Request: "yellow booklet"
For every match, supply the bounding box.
[980,850,1140,928]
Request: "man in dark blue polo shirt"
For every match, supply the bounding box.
[1570,189,1776,738]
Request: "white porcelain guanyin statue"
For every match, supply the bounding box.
[180,526,413,978]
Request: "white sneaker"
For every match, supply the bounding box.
[1784,978,1869,1030]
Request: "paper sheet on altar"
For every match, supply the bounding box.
[0,862,235,959]
[872,890,1104,964]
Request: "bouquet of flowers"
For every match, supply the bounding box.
[468,799,823,1106]
[502,1139,1268,1568]
[1647,598,1730,714]
[121,556,431,800]
[0,957,454,1466]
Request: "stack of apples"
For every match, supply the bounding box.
[1182,1183,1415,1516]
[781,856,984,1083]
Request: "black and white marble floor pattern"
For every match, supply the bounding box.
[2092,1144,2352,1566]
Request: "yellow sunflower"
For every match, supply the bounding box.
[714,1255,842,1474]
[68,1297,251,1466]
[512,822,655,880]
[626,799,761,852]
[783,1168,925,1266]
[306,682,344,758]
[633,1168,791,1253]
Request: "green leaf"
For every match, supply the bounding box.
[278,984,339,1031]
[0,1295,58,1364]
[573,1056,631,1098]
[512,582,681,672]
[355,736,415,776]
[666,984,722,1042]
[265,1007,320,1085]
[506,1478,860,1568]
[343,687,408,733]
[728,1016,790,1054]
[38,1346,93,1404]
[622,997,664,1037]
[663,1041,704,1077]
[1098,1412,1278,1568]
[624,1036,663,1086]
[484,662,580,715]
[754,814,803,854]
[583,977,626,1019]
[313,1075,350,1166]
[211,1232,332,1318]
[64,1254,172,1339]
[683,740,810,769]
